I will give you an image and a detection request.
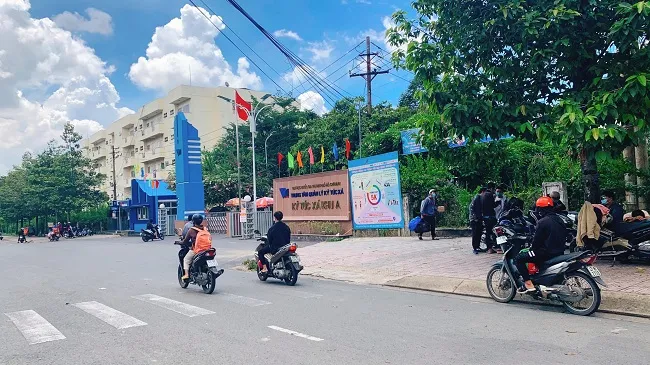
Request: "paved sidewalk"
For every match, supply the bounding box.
[0,234,119,244]
[298,237,650,316]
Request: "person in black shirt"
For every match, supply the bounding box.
[601,190,624,233]
[482,183,499,253]
[470,187,486,254]
[515,196,567,293]
[550,191,567,213]
[259,211,291,273]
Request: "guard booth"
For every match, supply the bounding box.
[127,179,177,232]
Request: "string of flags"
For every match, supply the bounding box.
[276,139,353,174]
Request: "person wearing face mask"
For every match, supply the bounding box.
[601,190,624,233]
[494,185,509,219]
[419,189,438,240]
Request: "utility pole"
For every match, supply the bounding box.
[111,145,117,201]
[350,36,390,115]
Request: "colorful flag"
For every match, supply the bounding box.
[277,152,284,167]
[333,142,339,161]
[345,139,351,159]
[140,167,145,178]
[320,145,325,164]
[308,147,314,165]
[288,152,295,169]
[297,150,304,168]
[153,169,157,179]
[235,91,251,121]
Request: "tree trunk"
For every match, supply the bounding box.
[635,142,648,210]
[580,148,600,203]
[623,145,638,210]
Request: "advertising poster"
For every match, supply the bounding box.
[348,151,404,229]
[400,128,428,155]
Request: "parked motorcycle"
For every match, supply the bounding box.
[254,231,302,286]
[589,225,650,262]
[174,240,223,294]
[487,225,605,316]
[48,233,60,242]
[141,226,164,242]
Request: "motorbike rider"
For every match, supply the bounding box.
[146,219,160,239]
[180,214,211,280]
[258,211,291,273]
[515,196,567,293]
[181,214,194,239]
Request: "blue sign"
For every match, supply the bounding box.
[400,128,428,155]
[348,151,404,230]
[448,134,513,148]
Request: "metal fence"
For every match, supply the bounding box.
[206,212,227,234]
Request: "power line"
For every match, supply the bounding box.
[187,0,287,94]
[389,71,412,83]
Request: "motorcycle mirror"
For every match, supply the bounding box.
[254,230,260,234]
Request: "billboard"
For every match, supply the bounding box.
[273,170,351,221]
[401,128,429,155]
[348,151,404,229]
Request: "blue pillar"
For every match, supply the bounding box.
[174,112,205,221]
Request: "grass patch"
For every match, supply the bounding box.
[326,237,345,242]
[242,259,257,271]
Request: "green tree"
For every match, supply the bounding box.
[389,0,650,202]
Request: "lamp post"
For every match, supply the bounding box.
[264,131,275,171]
[216,95,243,206]
[249,101,275,233]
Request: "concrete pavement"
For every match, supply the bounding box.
[297,237,650,317]
[1,236,650,364]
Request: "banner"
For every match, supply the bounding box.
[400,128,428,155]
[348,151,404,229]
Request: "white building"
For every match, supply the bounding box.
[82,85,270,201]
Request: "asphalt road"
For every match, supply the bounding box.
[1,236,649,365]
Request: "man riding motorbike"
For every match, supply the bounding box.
[181,214,193,239]
[515,196,567,293]
[258,211,291,273]
[180,214,211,280]
[146,219,161,239]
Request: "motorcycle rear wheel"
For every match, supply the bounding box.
[202,271,216,294]
[256,266,268,281]
[561,272,601,316]
[284,264,298,286]
[141,235,149,242]
[177,265,189,289]
[486,266,516,303]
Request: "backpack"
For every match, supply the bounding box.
[191,227,212,253]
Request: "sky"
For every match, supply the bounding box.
[0,0,415,174]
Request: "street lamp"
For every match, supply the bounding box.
[264,131,275,170]
[216,95,243,205]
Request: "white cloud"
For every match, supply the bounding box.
[359,16,422,55]
[273,29,302,41]
[53,8,113,35]
[282,65,327,88]
[297,91,327,116]
[356,0,372,4]
[129,4,262,92]
[0,0,132,174]
[306,40,335,63]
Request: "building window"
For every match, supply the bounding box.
[131,171,135,178]
[170,109,174,115]
[172,159,176,165]
[137,207,148,220]
[163,112,167,118]
[164,137,168,142]
[160,162,165,170]
[139,146,143,151]
[177,103,190,114]
[134,126,137,131]
[146,122,150,128]
[146,144,151,151]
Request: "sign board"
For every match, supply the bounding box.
[447,134,513,148]
[400,128,428,155]
[348,151,404,229]
[273,170,351,221]
[239,206,247,223]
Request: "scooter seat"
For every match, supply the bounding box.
[542,252,585,267]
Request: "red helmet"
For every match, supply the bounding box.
[535,196,554,208]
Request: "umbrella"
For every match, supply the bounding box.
[225,198,240,207]
[256,197,274,209]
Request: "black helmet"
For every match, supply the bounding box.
[192,214,203,225]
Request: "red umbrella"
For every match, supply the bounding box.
[225,198,240,207]
[256,197,274,209]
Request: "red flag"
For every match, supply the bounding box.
[297,150,304,168]
[277,152,284,167]
[345,139,351,159]
[235,91,251,121]
[308,147,314,165]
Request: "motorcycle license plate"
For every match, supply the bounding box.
[206,260,217,268]
[289,256,300,263]
[496,236,507,245]
[587,266,601,277]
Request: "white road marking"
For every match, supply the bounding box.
[133,294,215,317]
[221,293,272,307]
[72,301,147,329]
[5,310,66,344]
[268,325,324,342]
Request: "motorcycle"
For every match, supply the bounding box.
[253,231,303,286]
[174,240,223,294]
[48,233,60,241]
[589,224,650,262]
[141,226,164,242]
[487,225,605,316]
[18,235,26,243]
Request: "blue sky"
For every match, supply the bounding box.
[30,0,413,111]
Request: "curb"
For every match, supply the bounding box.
[385,275,650,318]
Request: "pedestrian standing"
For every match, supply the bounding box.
[419,189,438,240]
[482,183,499,253]
[470,187,486,254]
[494,185,509,219]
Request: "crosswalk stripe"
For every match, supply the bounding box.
[133,294,215,317]
[220,293,272,307]
[72,301,147,329]
[5,310,66,344]
[268,325,324,342]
